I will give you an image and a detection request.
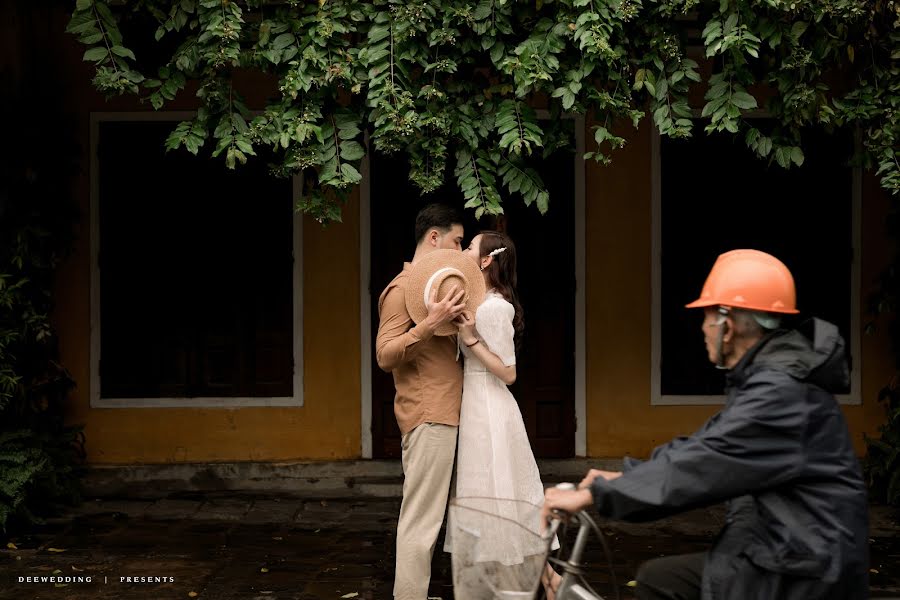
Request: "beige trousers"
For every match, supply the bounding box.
[393,422,458,600]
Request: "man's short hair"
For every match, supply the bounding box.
[414,203,463,244]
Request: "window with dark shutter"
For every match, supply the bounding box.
[95,119,295,402]
[653,123,859,404]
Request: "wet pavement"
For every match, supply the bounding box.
[1,493,898,599]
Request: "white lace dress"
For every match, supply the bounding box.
[445,292,558,565]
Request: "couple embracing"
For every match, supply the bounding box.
[376,203,559,600]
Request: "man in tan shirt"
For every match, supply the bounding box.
[376,204,467,600]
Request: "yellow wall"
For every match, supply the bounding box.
[583,119,893,458]
[55,178,363,464]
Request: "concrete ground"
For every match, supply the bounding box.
[1,492,898,600]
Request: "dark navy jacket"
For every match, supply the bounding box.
[591,319,869,599]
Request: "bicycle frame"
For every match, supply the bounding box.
[549,512,606,600]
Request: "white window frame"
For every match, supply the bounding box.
[650,126,862,406]
[89,111,304,408]
[359,114,587,457]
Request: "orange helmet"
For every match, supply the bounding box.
[685,249,799,314]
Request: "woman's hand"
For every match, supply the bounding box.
[455,311,478,346]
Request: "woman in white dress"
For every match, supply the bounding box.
[446,230,562,598]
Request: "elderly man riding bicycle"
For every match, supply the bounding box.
[543,249,869,600]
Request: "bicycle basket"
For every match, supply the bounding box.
[448,497,554,600]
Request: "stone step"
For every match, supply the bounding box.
[82,458,626,499]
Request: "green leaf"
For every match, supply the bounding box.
[653,105,669,126]
[76,0,92,9]
[790,21,808,41]
[272,33,295,51]
[633,68,646,90]
[258,22,271,46]
[368,25,390,44]
[231,113,248,134]
[339,141,365,161]
[79,33,103,44]
[490,41,505,65]
[236,140,255,155]
[499,130,521,150]
[82,47,108,62]
[94,2,116,29]
[67,17,97,35]
[724,13,738,33]
[340,163,362,183]
[701,95,727,118]
[536,191,549,214]
[472,2,493,20]
[655,78,669,100]
[745,128,760,145]
[775,147,789,168]
[790,147,804,167]
[111,45,135,60]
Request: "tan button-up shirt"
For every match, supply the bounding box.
[376,263,463,435]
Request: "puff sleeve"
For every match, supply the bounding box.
[474,296,517,367]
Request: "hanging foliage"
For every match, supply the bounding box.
[67,0,899,223]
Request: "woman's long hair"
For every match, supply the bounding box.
[478,231,524,351]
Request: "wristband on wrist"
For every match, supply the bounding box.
[465,339,480,348]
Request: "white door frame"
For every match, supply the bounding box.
[359,115,587,458]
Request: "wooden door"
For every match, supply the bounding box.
[501,148,576,457]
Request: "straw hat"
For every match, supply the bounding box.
[405,249,487,336]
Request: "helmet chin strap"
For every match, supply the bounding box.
[714,306,730,370]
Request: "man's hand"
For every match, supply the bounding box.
[578,469,622,490]
[423,286,466,330]
[541,487,593,531]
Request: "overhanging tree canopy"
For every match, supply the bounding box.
[67,0,899,222]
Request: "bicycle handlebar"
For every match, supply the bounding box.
[547,481,577,522]
[545,482,620,600]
